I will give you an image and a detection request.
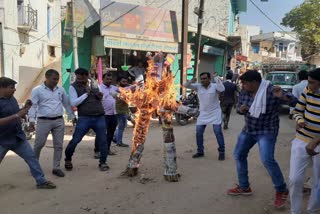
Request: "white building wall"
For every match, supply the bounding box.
[2,0,61,101]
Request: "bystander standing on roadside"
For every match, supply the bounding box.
[114,76,131,148]
[94,73,118,158]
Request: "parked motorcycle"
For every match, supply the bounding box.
[22,116,34,140]
[19,101,34,140]
[175,90,199,126]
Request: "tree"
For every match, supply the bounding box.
[281,0,320,59]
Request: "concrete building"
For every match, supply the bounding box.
[236,25,261,59]
[0,0,61,102]
[309,54,320,68]
[249,31,302,63]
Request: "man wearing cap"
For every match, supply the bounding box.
[29,69,76,177]
[64,68,109,171]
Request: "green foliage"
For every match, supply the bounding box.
[281,0,320,58]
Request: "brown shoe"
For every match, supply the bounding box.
[274,190,289,209]
[227,185,252,196]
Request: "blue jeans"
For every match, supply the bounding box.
[115,114,127,145]
[234,131,287,192]
[65,116,107,164]
[196,124,225,154]
[94,115,117,152]
[0,140,47,185]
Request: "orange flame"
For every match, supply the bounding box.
[119,59,180,153]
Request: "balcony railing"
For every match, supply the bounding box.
[17,5,37,31]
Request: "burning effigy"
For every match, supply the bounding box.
[117,54,181,182]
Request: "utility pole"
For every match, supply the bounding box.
[71,0,79,69]
[194,0,204,78]
[0,23,4,77]
[180,0,188,96]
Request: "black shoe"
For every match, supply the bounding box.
[52,169,65,177]
[192,153,204,158]
[117,143,129,147]
[223,124,228,130]
[218,153,225,161]
[64,160,73,171]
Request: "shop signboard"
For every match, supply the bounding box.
[202,45,224,56]
[100,0,179,44]
[104,36,179,53]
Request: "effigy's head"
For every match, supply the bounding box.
[118,55,180,115]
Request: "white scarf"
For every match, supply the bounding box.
[249,79,270,118]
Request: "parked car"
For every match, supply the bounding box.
[265,71,298,110]
[265,71,298,93]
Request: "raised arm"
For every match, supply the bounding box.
[183,77,199,91]
[214,76,225,92]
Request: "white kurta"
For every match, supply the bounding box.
[184,77,225,125]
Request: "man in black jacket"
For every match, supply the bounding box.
[220,72,238,129]
[65,68,109,171]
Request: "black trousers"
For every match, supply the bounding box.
[221,103,234,127]
[94,115,118,152]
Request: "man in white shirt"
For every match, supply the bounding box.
[29,69,76,177]
[183,72,226,160]
[128,61,145,84]
[289,70,308,118]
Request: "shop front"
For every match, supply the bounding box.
[95,0,179,84]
